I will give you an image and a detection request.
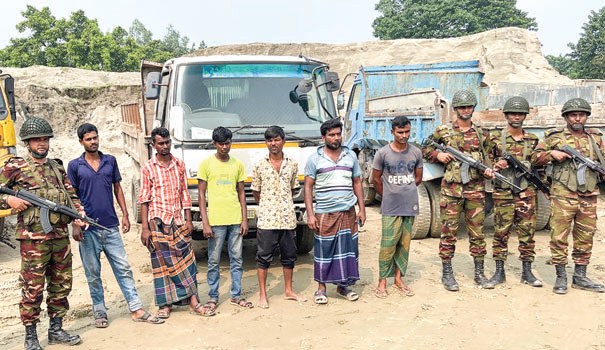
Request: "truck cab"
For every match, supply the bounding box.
[122,55,340,253]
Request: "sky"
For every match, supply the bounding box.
[0,0,603,56]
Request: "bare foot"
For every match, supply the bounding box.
[284,291,307,302]
[258,295,269,309]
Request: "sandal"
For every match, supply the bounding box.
[314,290,328,304]
[374,288,388,299]
[230,297,254,309]
[200,300,217,317]
[132,311,164,324]
[94,311,109,328]
[337,287,359,301]
[156,306,172,319]
[394,284,415,297]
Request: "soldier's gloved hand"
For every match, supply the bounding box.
[494,159,509,171]
[550,150,571,162]
[7,196,31,213]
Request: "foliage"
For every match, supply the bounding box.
[0,6,205,71]
[568,7,605,79]
[372,0,537,40]
[545,54,578,79]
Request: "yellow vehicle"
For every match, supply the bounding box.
[0,70,17,244]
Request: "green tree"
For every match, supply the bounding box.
[545,54,578,79]
[129,19,153,46]
[372,0,537,40]
[0,6,204,71]
[568,7,605,79]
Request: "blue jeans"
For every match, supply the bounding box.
[78,227,143,314]
[207,224,243,300]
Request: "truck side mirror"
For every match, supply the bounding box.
[337,92,345,110]
[4,77,15,120]
[297,79,313,94]
[325,71,340,92]
[145,72,162,100]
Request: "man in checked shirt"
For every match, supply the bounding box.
[138,127,203,318]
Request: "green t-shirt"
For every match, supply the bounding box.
[198,155,247,226]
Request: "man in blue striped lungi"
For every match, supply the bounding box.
[304,119,366,304]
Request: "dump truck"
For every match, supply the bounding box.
[0,70,17,245]
[338,60,605,239]
[121,55,340,254]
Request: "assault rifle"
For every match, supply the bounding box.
[502,153,550,196]
[432,142,522,192]
[560,145,605,186]
[0,187,110,234]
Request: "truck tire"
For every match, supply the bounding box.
[535,191,551,231]
[296,225,314,254]
[131,178,142,224]
[425,181,442,238]
[411,183,431,239]
[363,185,376,205]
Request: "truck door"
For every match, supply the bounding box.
[344,82,362,148]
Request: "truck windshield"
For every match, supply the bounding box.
[173,63,336,141]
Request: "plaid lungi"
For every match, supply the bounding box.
[379,216,414,279]
[148,218,198,306]
[314,206,359,287]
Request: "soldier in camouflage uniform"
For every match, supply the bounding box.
[532,98,605,294]
[422,90,495,291]
[487,96,543,287]
[0,118,87,350]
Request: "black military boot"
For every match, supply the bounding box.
[48,317,81,346]
[441,261,459,292]
[572,264,605,292]
[487,260,506,286]
[474,259,495,289]
[520,260,543,287]
[24,324,42,350]
[553,264,567,294]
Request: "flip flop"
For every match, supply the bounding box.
[394,284,415,296]
[132,311,164,324]
[314,290,328,304]
[284,295,308,302]
[337,287,359,301]
[374,288,388,299]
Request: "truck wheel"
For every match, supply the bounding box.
[535,191,551,231]
[131,178,142,224]
[363,184,376,205]
[296,225,314,254]
[425,181,442,238]
[411,183,431,239]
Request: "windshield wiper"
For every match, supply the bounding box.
[202,125,269,149]
[202,125,319,148]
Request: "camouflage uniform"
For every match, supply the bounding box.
[532,127,604,265]
[490,129,540,262]
[0,156,84,326]
[423,121,492,261]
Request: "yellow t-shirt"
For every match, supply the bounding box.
[198,155,247,226]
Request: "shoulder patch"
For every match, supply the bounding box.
[586,128,602,136]
[544,128,563,137]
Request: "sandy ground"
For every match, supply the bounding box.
[1,200,605,350]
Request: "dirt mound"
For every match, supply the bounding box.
[198,27,571,88]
